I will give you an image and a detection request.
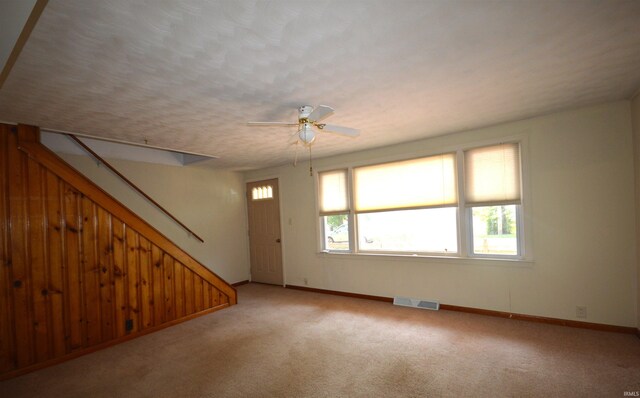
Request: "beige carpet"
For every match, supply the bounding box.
[1,283,639,397]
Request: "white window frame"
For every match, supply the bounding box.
[317,168,354,253]
[316,136,532,263]
[461,139,529,261]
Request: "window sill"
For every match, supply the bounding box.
[316,251,534,267]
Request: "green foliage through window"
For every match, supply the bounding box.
[326,214,347,230]
[476,206,515,236]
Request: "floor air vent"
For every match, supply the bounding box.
[393,296,440,310]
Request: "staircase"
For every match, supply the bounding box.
[0,124,237,379]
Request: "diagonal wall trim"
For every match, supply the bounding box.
[0,0,48,90]
[66,134,205,242]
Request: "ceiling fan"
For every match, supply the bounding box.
[247,105,360,174]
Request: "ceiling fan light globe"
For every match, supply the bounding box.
[298,124,316,145]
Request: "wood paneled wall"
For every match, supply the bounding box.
[0,124,236,379]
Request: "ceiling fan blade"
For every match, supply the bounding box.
[247,122,298,127]
[321,124,360,137]
[308,105,334,122]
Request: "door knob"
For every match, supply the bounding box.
[276,238,281,243]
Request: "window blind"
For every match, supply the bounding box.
[464,143,521,206]
[318,169,349,215]
[353,153,457,212]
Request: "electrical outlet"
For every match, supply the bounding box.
[576,306,587,319]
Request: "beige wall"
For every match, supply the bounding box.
[53,154,250,284]
[245,101,637,327]
[632,94,640,330]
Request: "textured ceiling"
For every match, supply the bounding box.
[1,0,640,170]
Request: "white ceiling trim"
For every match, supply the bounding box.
[41,130,216,167]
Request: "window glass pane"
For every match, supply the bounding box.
[319,170,348,214]
[471,205,518,255]
[357,208,457,253]
[465,143,521,206]
[323,214,350,251]
[354,153,457,212]
[251,185,273,200]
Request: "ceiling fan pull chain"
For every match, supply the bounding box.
[293,141,300,167]
[309,145,313,176]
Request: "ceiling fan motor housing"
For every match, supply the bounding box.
[298,105,313,119]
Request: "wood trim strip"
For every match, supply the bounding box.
[67,135,204,243]
[8,125,34,368]
[0,125,15,373]
[0,303,230,381]
[231,280,250,287]
[438,304,636,335]
[284,284,637,335]
[286,284,393,303]
[15,127,237,303]
[0,0,48,90]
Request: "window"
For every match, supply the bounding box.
[464,143,521,257]
[357,208,457,253]
[318,170,350,251]
[470,205,518,255]
[252,185,273,200]
[353,154,458,254]
[323,215,350,251]
[317,141,526,260]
